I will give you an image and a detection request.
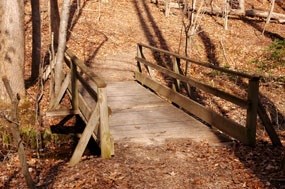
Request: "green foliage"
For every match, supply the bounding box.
[268,39,285,64]
[250,39,285,73]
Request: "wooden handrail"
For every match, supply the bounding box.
[136,43,264,146]
[137,43,260,80]
[65,49,107,88]
[136,57,248,108]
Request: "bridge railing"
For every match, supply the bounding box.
[65,50,113,165]
[46,49,113,166]
[136,43,260,146]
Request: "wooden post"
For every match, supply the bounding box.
[98,87,112,158]
[172,57,181,92]
[69,105,100,166]
[71,62,78,111]
[245,77,259,146]
[137,44,143,73]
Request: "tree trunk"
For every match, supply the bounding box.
[55,0,71,95]
[0,0,25,102]
[49,0,60,47]
[31,0,41,81]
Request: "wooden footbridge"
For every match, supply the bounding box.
[45,43,281,166]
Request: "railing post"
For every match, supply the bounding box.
[98,87,112,158]
[137,44,143,73]
[71,61,78,111]
[246,77,260,146]
[172,57,181,92]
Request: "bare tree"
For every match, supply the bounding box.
[55,0,72,95]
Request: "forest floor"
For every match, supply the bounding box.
[1,0,285,188]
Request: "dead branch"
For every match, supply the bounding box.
[2,76,35,189]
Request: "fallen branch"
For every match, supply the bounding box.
[159,1,285,23]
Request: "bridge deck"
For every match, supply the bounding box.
[107,81,230,145]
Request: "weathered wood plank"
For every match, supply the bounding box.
[110,104,194,126]
[110,121,229,144]
[45,109,79,117]
[136,57,248,108]
[108,94,167,111]
[107,81,148,96]
[245,78,259,146]
[98,87,112,159]
[71,62,79,111]
[69,104,100,166]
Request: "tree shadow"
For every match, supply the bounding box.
[133,0,174,65]
[67,0,89,42]
[232,141,285,188]
[84,32,108,66]
[198,26,219,66]
[241,17,284,41]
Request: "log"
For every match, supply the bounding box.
[160,1,285,23]
[192,7,285,23]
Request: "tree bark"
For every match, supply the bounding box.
[55,0,71,95]
[31,0,41,81]
[0,0,25,102]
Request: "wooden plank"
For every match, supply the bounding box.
[65,50,106,88]
[172,57,181,92]
[137,43,259,79]
[136,57,248,108]
[71,62,79,111]
[107,81,148,96]
[110,104,194,126]
[77,73,98,101]
[69,104,100,166]
[98,87,112,159]
[45,109,79,117]
[108,94,167,111]
[134,72,248,144]
[110,121,230,144]
[67,85,93,121]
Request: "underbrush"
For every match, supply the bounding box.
[0,101,73,161]
[250,39,285,83]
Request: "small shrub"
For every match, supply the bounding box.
[268,39,285,64]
